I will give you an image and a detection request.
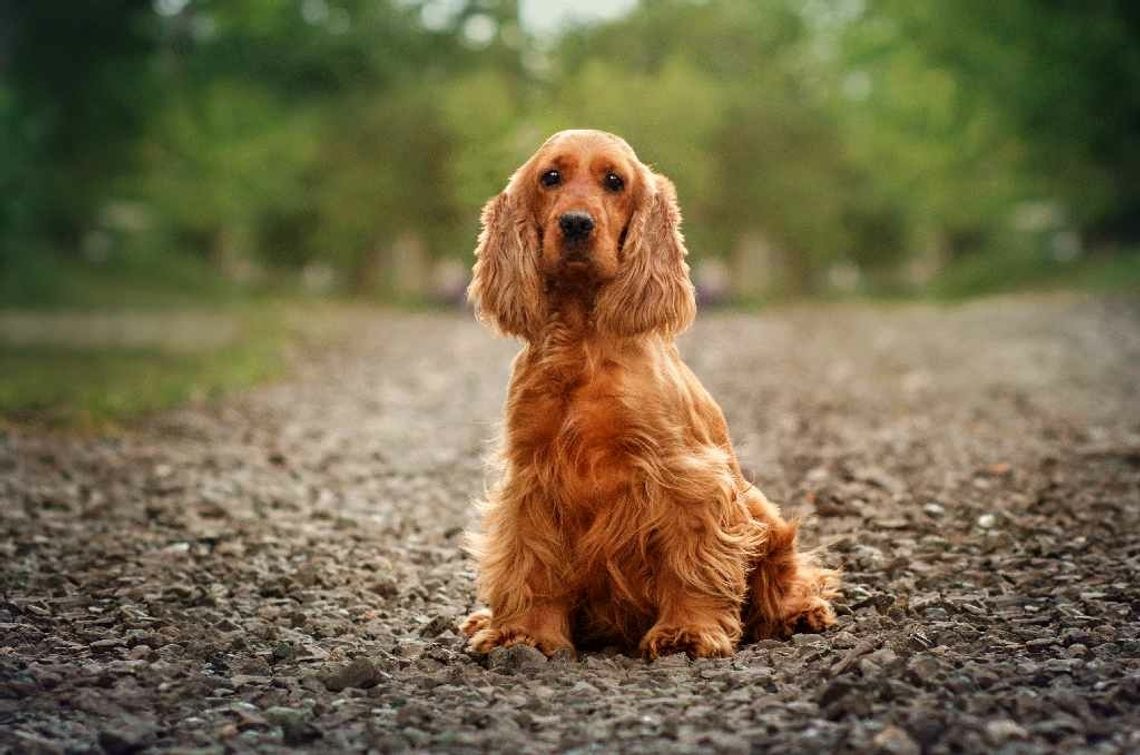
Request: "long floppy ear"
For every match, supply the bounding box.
[594,172,697,337]
[466,183,544,339]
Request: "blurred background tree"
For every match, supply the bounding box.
[2,0,1138,308]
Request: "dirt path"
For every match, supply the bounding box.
[3,294,1139,754]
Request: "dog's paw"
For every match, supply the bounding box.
[460,608,492,638]
[467,624,514,654]
[464,614,572,657]
[641,623,735,659]
[787,595,836,634]
[752,564,840,640]
[753,594,838,640]
[783,567,840,635]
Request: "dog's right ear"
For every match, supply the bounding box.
[467,181,545,340]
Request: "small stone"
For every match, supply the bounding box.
[1065,643,1090,658]
[298,644,329,661]
[90,638,123,650]
[805,466,829,483]
[867,647,898,667]
[831,630,858,649]
[550,647,577,664]
[792,632,826,646]
[264,706,301,724]
[127,645,152,661]
[652,652,689,668]
[402,727,431,747]
[228,674,272,687]
[271,641,295,663]
[418,614,454,638]
[820,679,861,716]
[567,680,600,698]
[395,701,433,727]
[320,657,383,692]
[97,718,156,755]
[906,654,942,683]
[984,719,1028,744]
[918,535,952,550]
[154,643,183,660]
[905,709,945,749]
[922,502,945,517]
[852,545,886,567]
[872,724,920,755]
[487,644,547,674]
[818,677,866,718]
[370,577,399,598]
[976,513,996,529]
[1061,628,1095,646]
[395,639,427,659]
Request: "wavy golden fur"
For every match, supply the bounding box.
[461,130,839,658]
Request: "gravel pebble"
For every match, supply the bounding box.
[320,657,384,691]
[96,718,155,755]
[872,725,920,755]
[487,644,548,674]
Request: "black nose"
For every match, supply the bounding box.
[559,212,595,240]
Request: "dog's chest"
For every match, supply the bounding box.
[511,356,635,502]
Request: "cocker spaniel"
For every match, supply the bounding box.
[460,129,839,658]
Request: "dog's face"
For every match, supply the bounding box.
[527,131,642,284]
[469,129,697,340]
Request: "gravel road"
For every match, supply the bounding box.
[3,294,1139,754]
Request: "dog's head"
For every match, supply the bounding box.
[468,129,696,340]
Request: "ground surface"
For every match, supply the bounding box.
[2,294,1139,754]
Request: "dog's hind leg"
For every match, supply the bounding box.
[742,487,840,640]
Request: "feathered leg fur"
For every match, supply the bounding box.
[742,487,840,639]
[461,470,574,655]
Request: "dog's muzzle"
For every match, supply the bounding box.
[559,212,595,242]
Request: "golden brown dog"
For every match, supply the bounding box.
[460,129,839,658]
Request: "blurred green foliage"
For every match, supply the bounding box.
[2,0,1139,307]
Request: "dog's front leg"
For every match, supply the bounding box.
[461,599,571,657]
[641,581,740,659]
[640,481,764,659]
[461,478,574,656]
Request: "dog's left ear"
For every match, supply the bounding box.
[595,172,697,337]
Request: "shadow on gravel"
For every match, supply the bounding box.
[2,296,1139,753]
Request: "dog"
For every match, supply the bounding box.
[460,130,839,658]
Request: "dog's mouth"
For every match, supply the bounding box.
[548,248,601,293]
[556,236,595,273]
[561,250,591,267]
[557,257,595,281]
[560,234,592,258]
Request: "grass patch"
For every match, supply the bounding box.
[0,307,285,430]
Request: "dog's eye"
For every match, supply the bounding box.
[540,170,561,188]
[604,172,624,192]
